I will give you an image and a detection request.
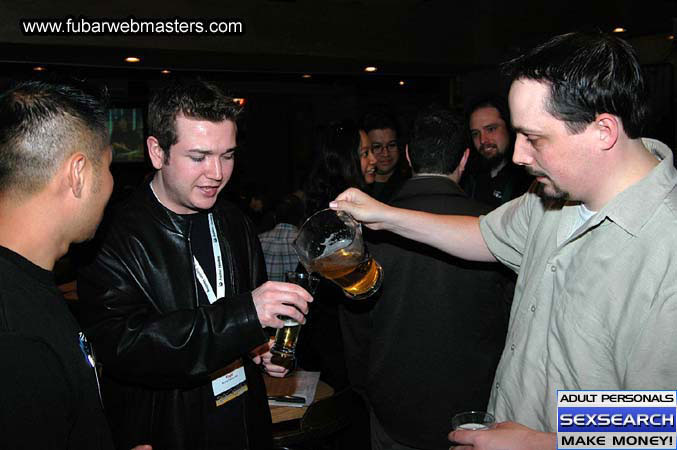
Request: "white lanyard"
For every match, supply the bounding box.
[193,213,225,304]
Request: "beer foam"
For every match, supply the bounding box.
[320,232,352,255]
[457,423,489,430]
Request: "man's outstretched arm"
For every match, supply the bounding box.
[330,187,496,262]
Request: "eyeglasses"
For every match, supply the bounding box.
[371,141,398,155]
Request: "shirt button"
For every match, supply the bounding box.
[550,265,557,272]
[510,344,516,351]
[530,305,536,312]
[496,382,500,390]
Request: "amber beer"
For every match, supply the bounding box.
[294,208,383,300]
[308,248,383,299]
[270,317,299,370]
[270,272,319,371]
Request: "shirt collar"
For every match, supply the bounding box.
[0,245,55,287]
[394,175,465,201]
[143,181,195,235]
[595,138,676,237]
[274,223,299,232]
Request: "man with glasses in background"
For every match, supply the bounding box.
[362,109,410,203]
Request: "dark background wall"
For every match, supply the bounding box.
[0,0,675,205]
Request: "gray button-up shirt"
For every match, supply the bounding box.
[480,138,677,431]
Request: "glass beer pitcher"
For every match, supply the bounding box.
[293,208,383,300]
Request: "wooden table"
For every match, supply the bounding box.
[264,374,334,423]
[58,280,78,301]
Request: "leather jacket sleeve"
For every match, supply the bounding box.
[76,199,269,390]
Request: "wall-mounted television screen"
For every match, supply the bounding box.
[107,107,145,162]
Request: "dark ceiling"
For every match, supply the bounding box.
[0,0,675,76]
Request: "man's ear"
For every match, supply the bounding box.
[594,114,619,151]
[453,148,471,180]
[459,148,470,175]
[66,152,87,198]
[147,136,166,169]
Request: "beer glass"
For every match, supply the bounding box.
[451,411,495,430]
[293,208,383,300]
[270,271,320,371]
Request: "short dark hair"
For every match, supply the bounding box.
[408,107,467,175]
[361,110,399,136]
[467,95,512,130]
[0,79,108,195]
[148,78,241,162]
[502,31,647,138]
[467,95,516,153]
[274,193,305,227]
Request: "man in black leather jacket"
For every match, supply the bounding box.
[77,79,312,450]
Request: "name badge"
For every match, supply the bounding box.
[212,359,248,407]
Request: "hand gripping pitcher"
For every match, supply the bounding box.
[293,208,383,300]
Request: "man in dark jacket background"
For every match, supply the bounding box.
[77,79,313,450]
[463,96,532,208]
[365,107,508,449]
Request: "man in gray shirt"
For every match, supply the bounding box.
[330,31,677,449]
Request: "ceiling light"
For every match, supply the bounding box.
[612,27,626,33]
[302,74,312,79]
[398,80,405,86]
[160,69,171,74]
[33,66,46,72]
[668,35,675,40]
[364,66,377,73]
[125,56,141,63]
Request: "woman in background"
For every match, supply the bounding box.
[297,119,376,449]
[303,120,376,215]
